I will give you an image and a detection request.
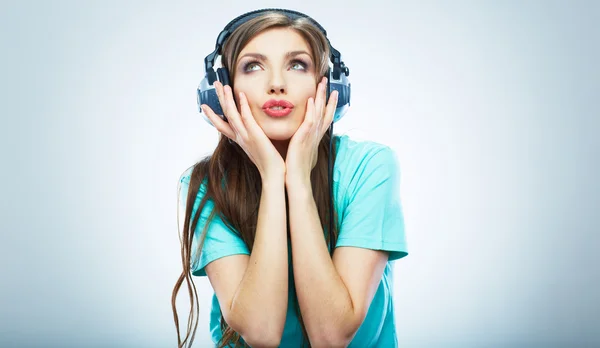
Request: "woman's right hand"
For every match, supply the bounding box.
[201,81,286,181]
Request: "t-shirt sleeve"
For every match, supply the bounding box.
[336,146,408,261]
[178,168,250,277]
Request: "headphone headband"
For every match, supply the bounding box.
[224,8,327,38]
[204,8,347,79]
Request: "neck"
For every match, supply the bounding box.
[271,139,290,161]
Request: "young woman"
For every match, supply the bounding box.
[173,9,408,348]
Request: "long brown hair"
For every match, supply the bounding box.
[172,11,339,348]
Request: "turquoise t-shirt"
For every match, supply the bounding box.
[178,134,409,347]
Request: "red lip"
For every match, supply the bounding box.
[262,99,294,109]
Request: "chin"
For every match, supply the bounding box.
[253,109,304,141]
[262,124,296,141]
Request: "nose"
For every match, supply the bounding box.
[268,71,286,95]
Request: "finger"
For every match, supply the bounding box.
[213,81,226,116]
[297,97,314,141]
[223,85,248,140]
[238,92,262,133]
[321,90,338,136]
[201,104,236,140]
[215,82,239,135]
[215,82,239,130]
[313,92,322,140]
[306,97,316,141]
[315,77,326,127]
[214,82,244,140]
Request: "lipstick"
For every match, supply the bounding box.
[262,99,294,117]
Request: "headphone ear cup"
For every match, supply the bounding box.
[327,67,351,123]
[197,69,226,127]
[217,66,240,112]
[325,67,332,100]
[197,85,225,125]
[216,67,231,87]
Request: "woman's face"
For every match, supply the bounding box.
[232,27,318,141]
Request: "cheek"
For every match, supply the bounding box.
[300,86,318,107]
[232,83,254,106]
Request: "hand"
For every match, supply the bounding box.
[201,81,286,180]
[285,77,339,186]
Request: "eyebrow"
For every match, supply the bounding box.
[237,50,313,63]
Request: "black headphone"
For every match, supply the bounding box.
[196,8,349,255]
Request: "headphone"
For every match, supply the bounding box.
[196,8,350,255]
[197,8,351,125]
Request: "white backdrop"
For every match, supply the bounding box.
[1,0,598,347]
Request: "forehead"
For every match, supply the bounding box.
[239,27,311,58]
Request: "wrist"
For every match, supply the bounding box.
[261,170,286,188]
[285,176,312,196]
[285,168,310,184]
[260,164,286,181]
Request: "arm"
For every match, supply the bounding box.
[205,174,288,347]
[286,179,388,347]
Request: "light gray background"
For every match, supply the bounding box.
[1,0,598,347]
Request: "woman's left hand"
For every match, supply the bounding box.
[285,76,339,186]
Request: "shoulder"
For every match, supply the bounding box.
[334,134,400,178]
[179,165,194,186]
[178,164,201,188]
[333,134,402,208]
[333,134,408,261]
[178,162,211,190]
[178,165,198,197]
[178,163,210,208]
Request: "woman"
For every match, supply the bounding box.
[173,9,408,348]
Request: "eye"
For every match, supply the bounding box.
[243,60,261,72]
[290,59,308,71]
